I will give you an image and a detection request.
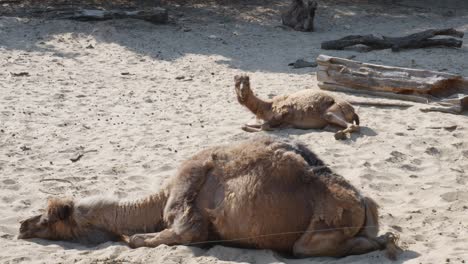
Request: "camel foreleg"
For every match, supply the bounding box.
[124,203,209,248]
[242,124,263,132]
[322,111,359,140]
[242,123,278,132]
[241,114,287,133]
[334,124,360,140]
[124,229,180,248]
[124,226,208,248]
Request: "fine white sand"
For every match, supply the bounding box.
[1,1,468,263]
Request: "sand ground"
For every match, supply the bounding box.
[1,1,468,263]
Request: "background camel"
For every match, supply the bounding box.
[19,137,400,259]
[234,75,360,140]
[281,0,317,31]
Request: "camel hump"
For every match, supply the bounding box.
[259,136,326,168]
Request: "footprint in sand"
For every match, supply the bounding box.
[425,147,441,156]
[462,150,468,158]
[10,257,31,263]
[156,164,173,172]
[2,179,16,185]
[441,191,468,202]
[400,164,421,172]
[386,151,407,163]
[126,175,147,183]
[1,179,19,190]
[113,190,129,199]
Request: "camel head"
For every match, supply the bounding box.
[301,0,317,32]
[234,75,252,104]
[19,199,76,241]
[19,198,126,244]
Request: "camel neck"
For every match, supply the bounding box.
[244,93,272,120]
[91,191,168,236]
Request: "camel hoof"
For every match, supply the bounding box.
[121,235,130,244]
[334,131,347,140]
[126,234,147,248]
[241,125,258,133]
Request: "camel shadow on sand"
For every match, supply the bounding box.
[203,244,420,264]
[271,125,377,142]
[23,237,420,264]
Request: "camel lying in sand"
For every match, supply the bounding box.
[234,75,360,140]
[19,137,400,259]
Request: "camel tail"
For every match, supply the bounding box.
[363,197,402,260]
[361,196,379,238]
[352,113,360,126]
[384,233,402,261]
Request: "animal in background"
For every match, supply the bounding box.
[234,75,360,139]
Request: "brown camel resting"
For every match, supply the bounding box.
[234,75,360,140]
[19,137,401,259]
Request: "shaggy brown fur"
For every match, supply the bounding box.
[234,75,360,140]
[281,0,317,31]
[19,137,401,259]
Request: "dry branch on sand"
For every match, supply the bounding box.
[316,55,468,114]
[321,28,464,51]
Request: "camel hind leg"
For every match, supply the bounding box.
[292,221,398,259]
[242,113,288,133]
[293,198,401,259]
[322,104,360,140]
[359,197,402,260]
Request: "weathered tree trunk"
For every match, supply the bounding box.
[321,28,464,51]
[27,7,168,24]
[281,0,317,32]
[316,55,468,114]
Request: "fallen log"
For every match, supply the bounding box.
[28,7,168,24]
[281,0,317,31]
[321,28,464,51]
[348,100,413,108]
[316,55,468,114]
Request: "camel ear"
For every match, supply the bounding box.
[47,199,73,222]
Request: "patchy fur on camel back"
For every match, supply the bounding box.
[234,75,360,140]
[19,136,401,259]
